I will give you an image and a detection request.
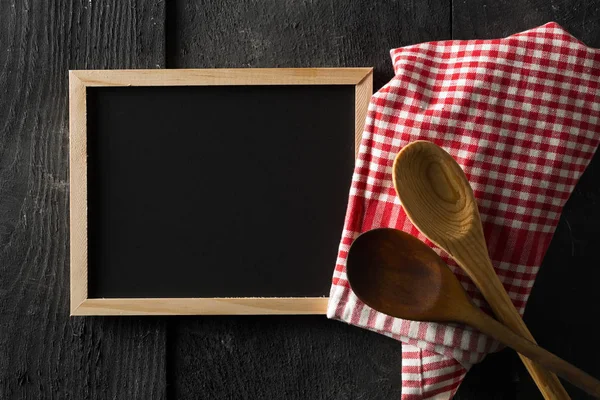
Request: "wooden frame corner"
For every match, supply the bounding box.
[354,68,373,156]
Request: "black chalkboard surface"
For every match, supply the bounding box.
[69,69,372,315]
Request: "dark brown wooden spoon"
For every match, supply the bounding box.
[392,140,568,398]
[346,228,600,398]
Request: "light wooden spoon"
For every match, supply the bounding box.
[345,228,600,398]
[392,140,571,399]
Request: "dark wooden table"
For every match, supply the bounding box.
[1,1,599,399]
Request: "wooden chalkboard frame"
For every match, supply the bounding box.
[69,68,373,316]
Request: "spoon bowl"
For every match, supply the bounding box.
[393,142,478,240]
[347,228,463,322]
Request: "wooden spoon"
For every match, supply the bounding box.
[346,228,600,397]
[392,140,570,399]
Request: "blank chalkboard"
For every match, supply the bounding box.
[69,68,372,315]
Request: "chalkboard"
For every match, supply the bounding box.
[69,68,372,315]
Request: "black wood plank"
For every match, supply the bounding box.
[167,1,450,399]
[0,1,166,399]
[167,0,451,90]
[169,316,404,400]
[452,0,600,42]
[452,2,600,399]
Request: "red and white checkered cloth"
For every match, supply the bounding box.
[327,22,600,399]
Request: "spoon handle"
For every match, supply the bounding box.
[467,309,600,398]
[455,244,571,399]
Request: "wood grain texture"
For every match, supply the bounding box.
[167,0,451,90]
[169,316,403,400]
[452,3,600,399]
[69,72,88,312]
[0,0,166,398]
[71,67,372,86]
[355,69,373,156]
[452,0,600,43]
[168,0,449,398]
[74,298,329,316]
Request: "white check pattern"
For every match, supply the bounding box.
[327,22,600,399]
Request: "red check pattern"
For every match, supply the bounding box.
[327,22,600,399]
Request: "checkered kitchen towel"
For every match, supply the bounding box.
[327,22,600,399]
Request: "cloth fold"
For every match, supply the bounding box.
[327,22,600,399]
